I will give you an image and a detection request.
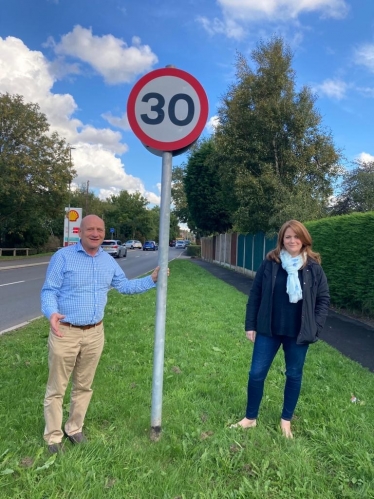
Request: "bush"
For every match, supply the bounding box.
[305,212,374,315]
[42,235,61,253]
[186,244,201,258]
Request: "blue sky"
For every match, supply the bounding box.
[0,0,373,206]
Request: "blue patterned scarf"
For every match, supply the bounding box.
[279,250,304,303]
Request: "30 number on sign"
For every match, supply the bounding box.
[141,92,194,127]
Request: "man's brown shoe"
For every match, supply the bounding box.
[65,431,87,444]
[48,443,65,454]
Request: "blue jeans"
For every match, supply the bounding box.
[245,334,309,421]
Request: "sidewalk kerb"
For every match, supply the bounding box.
[0,316,44,336]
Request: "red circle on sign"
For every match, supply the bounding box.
[127,67,209,151]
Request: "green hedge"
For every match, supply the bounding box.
[305,212,374,314]
[186,244,201,257]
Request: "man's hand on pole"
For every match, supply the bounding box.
[151,266,170,283]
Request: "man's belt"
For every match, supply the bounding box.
[59,320,103,330]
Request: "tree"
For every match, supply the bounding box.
[215,37,341,233]
[183,139,232,234]
[104,191,152,241]
[169,211,181,241]
[70,183,109,219]
[171,164,190,224]
[331,161,374,215]
[136,205,181,242]
[145,206,160,242]
[0,93,75,246]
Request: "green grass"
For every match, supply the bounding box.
[0,252,54,261]
[1,260,374,498]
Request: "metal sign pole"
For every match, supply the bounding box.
[150,150,172,441]
[127,66,208,442]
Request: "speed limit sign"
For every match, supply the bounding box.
[127,67,209,152]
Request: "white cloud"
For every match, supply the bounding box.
[217,0,349,20]
[313,78,348,99]
[71,143,146,194]
[356,152,374,164]
[95,187,122,201]
[145,191,161,205]
[48,56,81,80]
[206,115,219,133]
[354,43,374,73]
[356,86,374,98]
[196,15,245,39]
[198,0,348,39]
[0,35,160,204]
[77,126,127,155]
[53,25,158,84]
[102,111,131,131]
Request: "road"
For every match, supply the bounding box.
[0,248,181,334]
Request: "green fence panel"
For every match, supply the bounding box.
[265,235,278,255]
[237,234,245,267]
[244,234,254,271]
[253,232,265,271]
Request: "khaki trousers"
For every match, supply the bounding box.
[43,322,104,444]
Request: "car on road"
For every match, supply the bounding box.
[101,239,127,258]
[143,240,158,251]
[175,240,186,249]
[125,240,142,249]
[184,240,191,246]
[169,240,176,247]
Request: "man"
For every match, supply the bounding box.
[41,215,164,454]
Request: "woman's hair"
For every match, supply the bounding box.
[267,220,321,265]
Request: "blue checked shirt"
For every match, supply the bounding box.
[41,241,156,325]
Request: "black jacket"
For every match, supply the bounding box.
[245,258,330,345]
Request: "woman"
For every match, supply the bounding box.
[233,220,330,438]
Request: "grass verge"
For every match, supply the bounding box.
[0,252,54,261]
[0,259,373,498]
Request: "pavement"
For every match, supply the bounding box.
[189,258,374,373]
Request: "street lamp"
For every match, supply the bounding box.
[86,179,90,215]
[66,147,75,246]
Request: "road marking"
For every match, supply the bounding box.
[0,316,44,336]
[0,280,25,287]
[0,262,49,271]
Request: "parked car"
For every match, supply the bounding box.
[175,240,186,249]
[143,240,158,251]
[125,239,142,249]
[101,239,127,258]
[184,240,191,246]
[169,240,176,247]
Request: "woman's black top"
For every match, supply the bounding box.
[271,266,303,337]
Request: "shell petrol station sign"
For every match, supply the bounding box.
[63,207,82,246]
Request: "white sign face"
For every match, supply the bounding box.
[127,68,208,151]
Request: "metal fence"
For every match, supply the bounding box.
[201,232,277,277]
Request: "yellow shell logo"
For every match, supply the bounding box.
[67,210,79,222]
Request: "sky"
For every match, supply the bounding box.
[0,0,373,207]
